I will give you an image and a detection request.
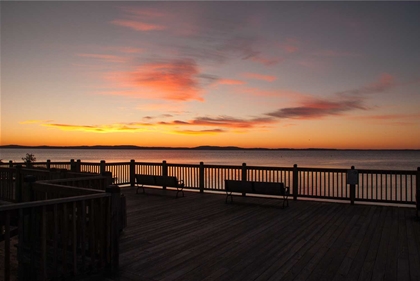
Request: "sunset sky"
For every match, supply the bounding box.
[2,1,420,149]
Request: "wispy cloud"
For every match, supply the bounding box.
[76,53,127,63]
[25,114,276,136]
[42,123,148,133]
[279,38,299,54]
[243,73,277,82]
[218,79,245,85]
[111,20,166,31]
[267,74,397,120]
[267,98,364,119]
[19,120,52,124]
[111,6,167,32]
[174,129,226,135]
[312,50,361,58]
[337,73,396,96]
[160,116,276,129]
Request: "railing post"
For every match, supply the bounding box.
[349,166,357,205]
[241,163,247,196]
[100,160,106,175]
[46,159,51,170]
[23,175,37,202]
[293,164,298,201]
[76,159,81,172]
[162,161,168,190]
[70,159,76,172]
[130,160,135,187]
[106,185,120,272]
[416,167,420,217]
[15,165,22,202]
[9,160,13,168]
[199,162,205,193]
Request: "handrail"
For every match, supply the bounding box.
[1,160,418,205]
[0,192,108,211]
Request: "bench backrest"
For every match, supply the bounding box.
[225,180,253,193]
[253,182,286,195]
[225,180,288,195]
[155,176,179,187]
[135,174,156,185]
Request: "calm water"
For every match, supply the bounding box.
[1,148,419,170]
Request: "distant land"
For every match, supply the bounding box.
[0,145,418,151]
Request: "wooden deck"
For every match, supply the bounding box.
[106,187,420,281]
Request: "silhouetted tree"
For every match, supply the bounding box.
[22,153,36,167]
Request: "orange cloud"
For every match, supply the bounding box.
[106,59,206,101]
[24,115,276,136]
[160,116,276,129]
[218,79,245,85]
[42,123,148,133]
[174,129,226,135]
[111,20,166,31]
[20,120,52,124]
[243,73,277,82]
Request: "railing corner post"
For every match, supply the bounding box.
[23,175,37,202]
[130,160,135,187]
[106,185,120,272]
[293,164,298,201]
[199,162,205,193]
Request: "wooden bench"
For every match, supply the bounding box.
[225,180,289,208]
[135,174,184,198]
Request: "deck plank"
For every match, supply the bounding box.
[108,187,420,281]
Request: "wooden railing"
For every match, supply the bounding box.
[1,179,120,281]
[3,160,419,205]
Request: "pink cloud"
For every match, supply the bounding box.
[267,97,365,120]
[243,73,277,82]
[105,59,206,101]
[279,38,299,54]
[251,56,283,66]
[337,73,396,96]
[111,20,166,31]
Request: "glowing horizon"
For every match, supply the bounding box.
[2,2,420,150]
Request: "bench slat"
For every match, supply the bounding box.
[225,180,253,193]
[253,182,286,196]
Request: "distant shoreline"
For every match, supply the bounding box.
[0,145,418,152]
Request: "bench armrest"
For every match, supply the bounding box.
[178,179,184,187]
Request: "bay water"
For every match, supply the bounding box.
[1,148,419,170]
